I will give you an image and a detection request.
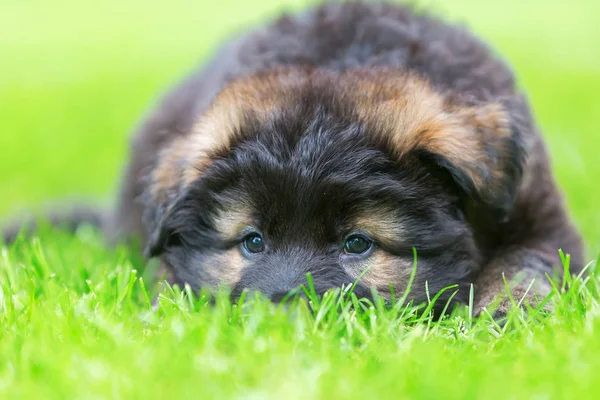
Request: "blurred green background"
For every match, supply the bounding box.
[1,0,599,256]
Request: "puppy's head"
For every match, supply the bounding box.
[143,68,525,307]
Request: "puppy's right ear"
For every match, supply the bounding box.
[374,95,528,219]
[412,102,526,218]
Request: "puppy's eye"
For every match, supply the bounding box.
[344,235,373,254]
[243,234,265,254]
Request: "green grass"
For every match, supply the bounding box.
[1,0,600,398]
[2,229,600,398]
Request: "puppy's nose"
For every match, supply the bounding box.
[269,291,291,302]
[269,288,304,303]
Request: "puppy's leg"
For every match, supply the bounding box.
[471,135,586,317]
[473,247,559,317]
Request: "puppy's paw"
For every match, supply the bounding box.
[486,285,553,321]
[473,263,555,321]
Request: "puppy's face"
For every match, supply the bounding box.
[145,68,523,306]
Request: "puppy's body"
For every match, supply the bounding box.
[7,3,584,313]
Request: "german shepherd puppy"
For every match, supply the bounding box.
[4,2,584,314]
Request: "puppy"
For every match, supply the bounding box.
[4,2,584,314]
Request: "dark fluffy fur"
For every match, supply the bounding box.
[4,2,584,315]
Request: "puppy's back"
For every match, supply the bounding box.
[234,3,516,100]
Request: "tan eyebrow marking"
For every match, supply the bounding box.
[213,203,255,241]
[353,211,406,248]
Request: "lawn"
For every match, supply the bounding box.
[1,0,599,398]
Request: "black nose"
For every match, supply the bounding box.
[269,288,305,303]
[269,291,290,302]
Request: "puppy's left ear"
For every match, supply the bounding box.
[142,189,189,259]
[415,101,527,217]
[144,208,174,259]
[143,203,178,259]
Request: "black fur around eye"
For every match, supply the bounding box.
[344,235,373,254]
[243,234,265,254]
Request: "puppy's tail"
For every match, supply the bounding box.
[2,204,107,245]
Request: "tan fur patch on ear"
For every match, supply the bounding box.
[149,104,246,206]
[148,68,313,209]
[350,73,513,199]
[453,102,514,181]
